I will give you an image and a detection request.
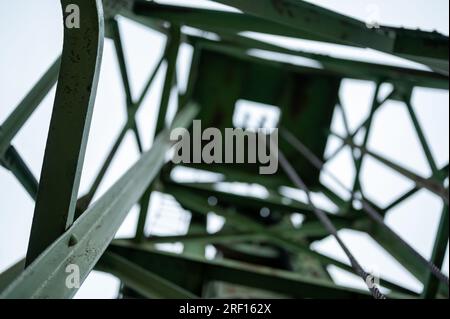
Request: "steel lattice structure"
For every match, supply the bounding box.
[0,0,449,299]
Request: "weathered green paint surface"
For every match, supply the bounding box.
[25,0,105,266]
[0,0,448,300]
[186,48,340,187]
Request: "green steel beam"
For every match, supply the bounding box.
[0,54,58,197]
[103,0,168,36]
[97,251,198,298]
[163,180,350,222]
[120,220,344,246]
[136,54,165,108]
[130,3,449,90]
[1,0,446,300]
[335,101,363,208]
[110,19,133,107]
[76,54,165,215]
[0,56,61,157]
[370,221,448,298]
[25,0,105,266]
[334,133,449,204]
[155,25,181,136]
[280,127,450,293]
[106,241,414,299]
[0,145,38,199]
[132,1,350,46]
[368,195,449,297]
[134,186,153,243]
[324,90,395,164]
[0,105,198,299]
[75,123,128,214]
[0,259,25,293]
[123,232,263,246]
[383,26,449,75]
[134,35,178,242]
[110,18,144,153]
[422,205,449,299]
[210,0,391,50]
[184,214,207,257]
[210,0,448,73]
[165,182,416,296]
[330,129,449,289]
[384,164,448,212]
[208,33,449,90]
[165,183,351,261]
[404,97,439,174]
[1,54,165,214]
[350,83,382,199]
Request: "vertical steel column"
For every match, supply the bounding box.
[155,25,181,136]
[25,0,104,266]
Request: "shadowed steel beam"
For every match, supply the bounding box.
[165,184,348,256]
[135,186,153,243]
[165,181,322,218]
[210,0,448,73]
[103,0,167,35]
[25,0,105,266]
[121,220,343,246]
[132,1,348,46]
[186,33,448,90]
[106,242,415,299]
[211,0,392,49]
[128,232,263,245]
[97,252,198,298]
[0,56,61,157]
[111,19,133,106]
[165,183,415,295]
[422,205,449,298]
[0,146,38,199]
[155,25,181,136]
[130,2,449,90]
[0,105,198,299]
[0,259,25,293]
[184,213,207,257]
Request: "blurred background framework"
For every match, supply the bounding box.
[0,0,448,299]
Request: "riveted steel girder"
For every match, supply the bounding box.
[25,0,105,266]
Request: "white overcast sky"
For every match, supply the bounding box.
[0,0,448,298]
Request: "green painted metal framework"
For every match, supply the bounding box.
[0,0,448,299]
